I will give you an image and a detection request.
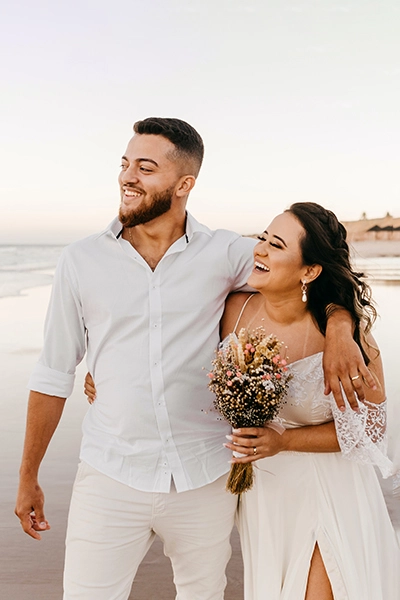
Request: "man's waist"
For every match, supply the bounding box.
[79,435,231,493]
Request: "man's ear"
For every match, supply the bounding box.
[176,175,196,197]
[303,263,322,283]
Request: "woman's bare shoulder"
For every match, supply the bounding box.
[221,292,255,339]
[225,291,254,310]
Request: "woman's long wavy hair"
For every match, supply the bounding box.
[286,202,377,365]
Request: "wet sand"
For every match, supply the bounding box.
[1,285,399,599]
[0,287,243,599]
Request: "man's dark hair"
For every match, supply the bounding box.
[133,117,204,176]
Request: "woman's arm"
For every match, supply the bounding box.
[224,421,339,464]
[84,372,96,403]
[220,291,254,340]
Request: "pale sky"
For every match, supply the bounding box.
[1,0,399,243]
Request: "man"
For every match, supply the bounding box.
[15,118,373,600]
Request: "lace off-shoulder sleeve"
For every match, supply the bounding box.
[331,398,396,479]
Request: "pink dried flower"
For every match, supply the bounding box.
[207,327,292,430]
[207,327,292,495]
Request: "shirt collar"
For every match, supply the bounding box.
[100,212,213,243]
[185,212,212,242]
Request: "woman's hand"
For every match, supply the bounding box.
[224,425,286,463]
[224,421,340,460]
[84,373,96,404]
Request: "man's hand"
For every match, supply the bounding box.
[15,391,65,539]
[84,372,96,403]
[15,478,50,540]
[324,309,376,411]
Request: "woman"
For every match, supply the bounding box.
[222,202,400,599]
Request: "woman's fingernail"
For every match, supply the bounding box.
[226,435,233,441]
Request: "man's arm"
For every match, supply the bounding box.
[15,391,66,540]
[323,308,376,411]
[224,421,339,463]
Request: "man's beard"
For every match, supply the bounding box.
[119,186,174,228]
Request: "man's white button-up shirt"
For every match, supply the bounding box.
[29,213,256,492]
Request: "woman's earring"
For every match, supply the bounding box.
[301,280,307,303]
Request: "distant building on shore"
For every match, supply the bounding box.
[342,214,400,242]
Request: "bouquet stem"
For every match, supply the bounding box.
[226,463,254,494]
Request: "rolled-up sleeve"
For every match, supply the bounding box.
[28,363,76,398]
[28,249,86,398]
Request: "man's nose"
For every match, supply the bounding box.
[120,165,139,184]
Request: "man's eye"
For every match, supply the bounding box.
[140,167,152,172]
[120,164,127,170]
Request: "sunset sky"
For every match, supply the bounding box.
[1,0,399,243]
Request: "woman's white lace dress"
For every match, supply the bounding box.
[237,352,400,600]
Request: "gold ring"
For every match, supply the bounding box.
[253,447,257,456]
[351,375,360,381]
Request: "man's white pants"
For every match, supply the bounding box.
[64,462,238,600]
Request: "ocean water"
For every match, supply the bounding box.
[0,245,64,298]
[1,244,400,299]
[355,255,400,283]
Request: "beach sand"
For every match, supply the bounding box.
[351,239,400,257]
[1,284,398,599]
[0,286,243,599]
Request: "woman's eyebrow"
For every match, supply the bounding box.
[272,234,287,247]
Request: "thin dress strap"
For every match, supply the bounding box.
[233,294,256,334]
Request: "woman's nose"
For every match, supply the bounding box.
[256,242,268,256]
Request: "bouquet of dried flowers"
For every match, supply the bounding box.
[208,327,292,494]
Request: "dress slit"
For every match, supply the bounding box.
[315,532,348,600]
[237,354,400,599]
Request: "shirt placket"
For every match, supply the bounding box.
[148,268,181,491]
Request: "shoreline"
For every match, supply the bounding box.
[1,241,400,303]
